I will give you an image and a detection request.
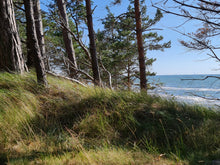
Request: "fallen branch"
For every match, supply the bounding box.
[187,92,220,102]
[63,56,94,81]
[98,56,112,89]
[181,75,220,80]
[46,71,87,87]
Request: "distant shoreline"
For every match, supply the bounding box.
[155,74,220,76]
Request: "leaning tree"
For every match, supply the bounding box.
[57,0,78,78]
[24,0,48,86]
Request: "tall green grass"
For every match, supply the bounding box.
[0,72,219,164]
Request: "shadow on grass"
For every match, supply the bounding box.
[0,152,7,165]
[24,90,220,164]
[6,150,74,164]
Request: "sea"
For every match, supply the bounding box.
[147,74,220,109]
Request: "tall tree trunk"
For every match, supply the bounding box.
[0,0,26,73]
[24,0,48,86]
[33,0,49,70]
[127,61,131,90]
[134,0,147,90]
[85,0,101,86]
[26,37,34,67]
[57,0,78,78]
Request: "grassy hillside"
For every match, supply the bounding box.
[0,72,219,164]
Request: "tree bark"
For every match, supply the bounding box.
[24,0,48,86]
[134,0,147,90]
[85,0,101,86]
[57,0,78,78]
[0,0,26,73]
[33,0,49,70]
[127,61,131,90]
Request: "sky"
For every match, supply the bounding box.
[41,0,220,75]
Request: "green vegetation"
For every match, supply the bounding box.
[0,72,219,164]
[96,1,171,89]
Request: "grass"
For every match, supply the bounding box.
[0,71,219,164]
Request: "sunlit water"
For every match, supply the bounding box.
[148,75,220,109]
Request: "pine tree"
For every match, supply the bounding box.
[85,0,101,86]
[97,1,171,89]
[57,0,78,78]
[24,0,48,86]
[33,0,49,70]
[134,0,147,90]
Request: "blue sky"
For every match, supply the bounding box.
[41,0,220,75]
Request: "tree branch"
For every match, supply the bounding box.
[173,29,220,62]
[189,92,220,101]
[173,0,220,13]
[181,75,220,80]
[63,56,94,81]
[198,0,220,7]
[59,20,92,61]
[46,71,87,87]
[13,2,25,12]
[98,56,112,89]
[152,2,220,27]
